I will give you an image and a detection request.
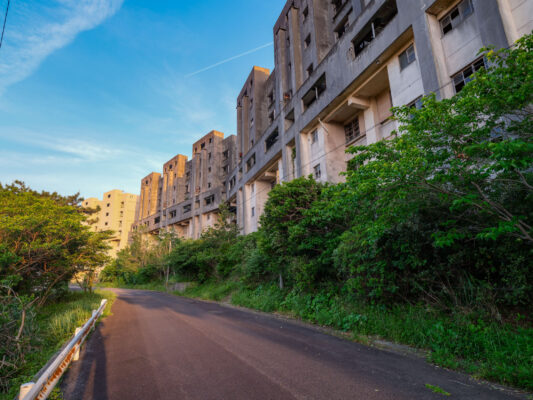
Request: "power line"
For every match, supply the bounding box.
[0,0,10,50]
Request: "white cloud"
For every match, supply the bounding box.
[0,0,124,93]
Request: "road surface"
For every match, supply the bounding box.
[61,289,524,400]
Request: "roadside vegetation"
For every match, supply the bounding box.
[0,182,115,397]
[102,35,533,390]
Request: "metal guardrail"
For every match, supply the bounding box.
[18,299,108,400]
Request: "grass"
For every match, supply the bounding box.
[425,384,451,396]
[2,290,116,400]
[176,281,533,392]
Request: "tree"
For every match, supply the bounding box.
[0,181,112,304]
[333,34,533,305]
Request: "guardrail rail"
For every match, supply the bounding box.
[18,298,108,400]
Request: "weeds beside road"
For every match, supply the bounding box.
[1,290,115,400]
[173,281,532,393]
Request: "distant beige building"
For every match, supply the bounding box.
[132,130,237,239]
[83,190,140,257]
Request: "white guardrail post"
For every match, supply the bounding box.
[18,299,108,400]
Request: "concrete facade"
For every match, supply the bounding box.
[84,190,140,257]
[132,130,237,239]
[226,0,530,235]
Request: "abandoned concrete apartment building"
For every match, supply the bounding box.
[133,0,532,239]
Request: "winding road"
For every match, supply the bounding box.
[60,289,524,399]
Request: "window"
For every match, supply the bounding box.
[332,0,347,15]
[335,14,350,40]
[107,194,111,198]
[268,90,274,107]
[285,109,295,129]
[399,44,416,70]
[246,153,256,171]
[107,203,110,207]
[223,165,230,174]
[265,129,279,152]
[208,152,212,160]
[201,142,205,149]
[269,110,275,124]
[304,34,311,48]
[208,182,211,189]
[205,195,215,206]
[223,150,229,160]
[207,214,211,221]
[344,117,361,143]
[453,58,486,93]
[302,73,327,110]
[251,207,255,217]
[209,138,212,143]
[85,202,88,206]
[170,210,177,218]
[311,130,318,143]
[440,0,473,35]
[106,212,109,217]
[105,222,108,226]
[306,64,314,78]
[145,180,148,185]
[313,164,322,179]
[407,97,423,110]
[155,217,160,224]
[303,6,309,20]
[183,204,191,213]
[208,167,212,173]
[352,0,398,57]
[229,176,236,190]
[251,183,255,193]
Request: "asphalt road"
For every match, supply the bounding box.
[61,289,523,400]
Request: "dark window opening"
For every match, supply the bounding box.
[306,64,314,78]
[285,108,295,129]
[399,44,416,70]
[335,13,350,40]
[268,90,274,107]
[352,0,398,57]
[269,110,275,124]
[201,142,205,149]
[345,117,361,143]
[453,58,486,93]
[170,210,177,218]
[183,204,191,213]
[304,34,311,48]
[205,195,215,206]
[155,217,160,224]
[223,150,229,160]
[265,129,279,152]
[440,0,474,35]
[246,153,256,171]
[314,164,321,179]
[303,6,309,20]
[332,0,347,15]
[302,73,327,110]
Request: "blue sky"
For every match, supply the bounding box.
[0,0,285,198]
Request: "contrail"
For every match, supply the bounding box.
[185,42,273,77]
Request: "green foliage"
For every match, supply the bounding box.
[96,33,533,391]
[0,290,115,399]
[0,181,113,305]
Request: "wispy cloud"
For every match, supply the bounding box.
[185,42,273,77]
[0,0,124,93]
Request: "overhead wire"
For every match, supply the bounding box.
[0,0,10,51]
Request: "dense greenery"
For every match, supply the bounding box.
[0,181,113,395]
[101,35,533,389]
[0,290,115,400]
